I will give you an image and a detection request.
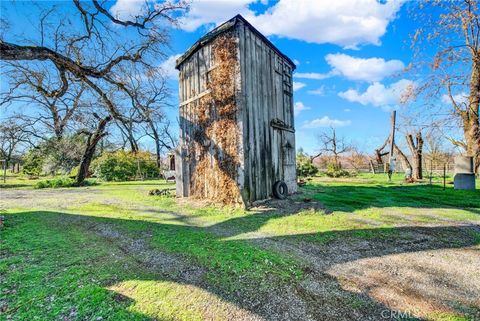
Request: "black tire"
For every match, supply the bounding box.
[272,180,288,199]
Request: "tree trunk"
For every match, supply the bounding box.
[406,132,424,180]
[128,135,139,153]
[413,152,423,179]
[118,121,138,153]
[394,143,412,173]
[146,119,175,169]
[466,58,480,174]
[375,137,390,165]
[369,159,376,174]
[76,115,112,184]
[309,152,322,163]
[332,129,340,167]
[149,124,162,168]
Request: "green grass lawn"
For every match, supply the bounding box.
[1,173,479,321]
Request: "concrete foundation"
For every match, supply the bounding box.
[454,173,476,190]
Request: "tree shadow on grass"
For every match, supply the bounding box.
[302,183,480,213]
[3,210,480,321]
[0,183,32,189]
[103,181,175,187]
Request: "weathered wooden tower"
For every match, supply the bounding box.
[175,14,297,206]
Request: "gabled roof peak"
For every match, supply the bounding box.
[175,14,295,69]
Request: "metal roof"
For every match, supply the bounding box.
[175,14,296,70]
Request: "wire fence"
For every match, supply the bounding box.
[316,158,460,187]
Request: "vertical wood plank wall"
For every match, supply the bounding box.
[237,21,297,202]
[176,41,215,197]
[176,21,297,204]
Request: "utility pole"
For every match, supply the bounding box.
[387,111,396,181]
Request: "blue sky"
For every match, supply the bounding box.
[2,0,457,154]
[159,0,419,154]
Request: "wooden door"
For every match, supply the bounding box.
[271,56,295,187]
[272,58,284,185]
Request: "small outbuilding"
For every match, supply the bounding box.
[175,14,297,206]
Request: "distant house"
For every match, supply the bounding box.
[175,14,297,206]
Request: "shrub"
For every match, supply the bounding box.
[296,150,319,177]
[297,160,318,177]
[22,150,44,176]
[325,163,351,178]
[35,177,97,188]
[136,151,161,179]
[68,165,80,179]
[92,151,159,181]
[35,177,75,188]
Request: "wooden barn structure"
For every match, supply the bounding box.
[175,14,297,206]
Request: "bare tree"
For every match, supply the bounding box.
[0,1,187,181]
[318,127,351,167]
[393,143,413,174]
[0,120,30,167]
[424,128,454,170]
[374,137,390,166]
[308,151,323,163]
[405,131,424,179]
[1,66,85,140]
[374,134,414,175]
[76,113,112,184]
[345,146,368,171]
[411,0,480,173]
[0,0,186,137]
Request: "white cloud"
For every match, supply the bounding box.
[294,101,310,116]
[293,59,300,66]
[325,53,404,82]
[338,79,414,110]
[293,82,306,91]
[307,86,325,96]
[110,0,147,20]
[296,54,404,83]
[344,108,351,112]
[441,92,468,106]
[179,0,405,48]
[303,116,351,128]
[294,72,332,80]
[160,54,182,79]
[178,0,253,32]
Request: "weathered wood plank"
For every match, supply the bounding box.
[259,39,267,199]
[252,33,258,200]
[261,45,270,198]
[248,28,255,202]
[237,23,248,202]
[179,90,211,107]
[265,48,274,197]
[176,20,296,204]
